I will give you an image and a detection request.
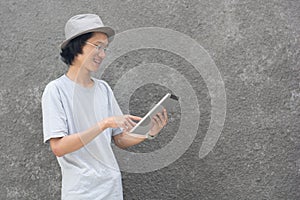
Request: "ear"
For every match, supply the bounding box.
[75,52,86,67]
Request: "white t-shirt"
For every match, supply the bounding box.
[42,74,124,200]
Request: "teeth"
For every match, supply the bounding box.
[94,59,101,64]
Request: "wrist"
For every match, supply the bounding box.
[98,119,109,131]
[146,132,157,140]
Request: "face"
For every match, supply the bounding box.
[76,32,109,72]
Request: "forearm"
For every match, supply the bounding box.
[114,109,168,149]
[50,120,108,157]
[114,132,147,149]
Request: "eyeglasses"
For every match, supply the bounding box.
[85,41,108,52]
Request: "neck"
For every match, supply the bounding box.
[66,64,94,87]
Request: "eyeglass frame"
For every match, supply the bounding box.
[85,41,108,52]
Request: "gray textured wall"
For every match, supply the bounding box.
[1,0,300,199]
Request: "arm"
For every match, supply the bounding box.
[113,132,147,149]
[49,120,108,157]
[49,115,141,157]
[50,110,167,156]
[113,109,168,149]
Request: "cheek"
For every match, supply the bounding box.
[76,54,86,65]
[78,50,95,63]
[84,48,98,58]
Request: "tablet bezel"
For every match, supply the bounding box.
[129,93,177,135]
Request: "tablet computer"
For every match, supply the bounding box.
[129,93,179,135]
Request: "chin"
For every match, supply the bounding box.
[90,63,101,72]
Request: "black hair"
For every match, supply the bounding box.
[60,32,93,66]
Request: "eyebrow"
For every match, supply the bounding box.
[93,41,108,47]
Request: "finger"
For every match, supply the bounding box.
[127,120,136,130]
[122,122,128,130]
[127,119,136,128]
[128,115,142,121]
[156,112,165,125]
[150,118,156,128]
[153,115,163,127]
[163,109,168,124]
[125,119,135,130]
[120,116,132,130]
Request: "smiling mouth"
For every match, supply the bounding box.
[93,59,102,64]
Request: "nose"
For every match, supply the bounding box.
[98,49,106,58]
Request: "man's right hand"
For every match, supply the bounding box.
[103,115,142,132]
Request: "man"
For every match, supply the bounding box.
[41,14,168,200]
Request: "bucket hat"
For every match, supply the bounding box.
[60,14,115,49]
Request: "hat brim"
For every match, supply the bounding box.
[60,26,115,49]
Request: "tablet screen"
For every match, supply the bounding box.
[129,93,179,135]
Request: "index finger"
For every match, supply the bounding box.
[128,115,142,121]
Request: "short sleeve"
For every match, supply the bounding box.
[100,80,123,136]
[41,82,68,143]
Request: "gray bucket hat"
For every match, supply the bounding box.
[60,14,115,49]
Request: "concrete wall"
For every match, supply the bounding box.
[1,0,299,199]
